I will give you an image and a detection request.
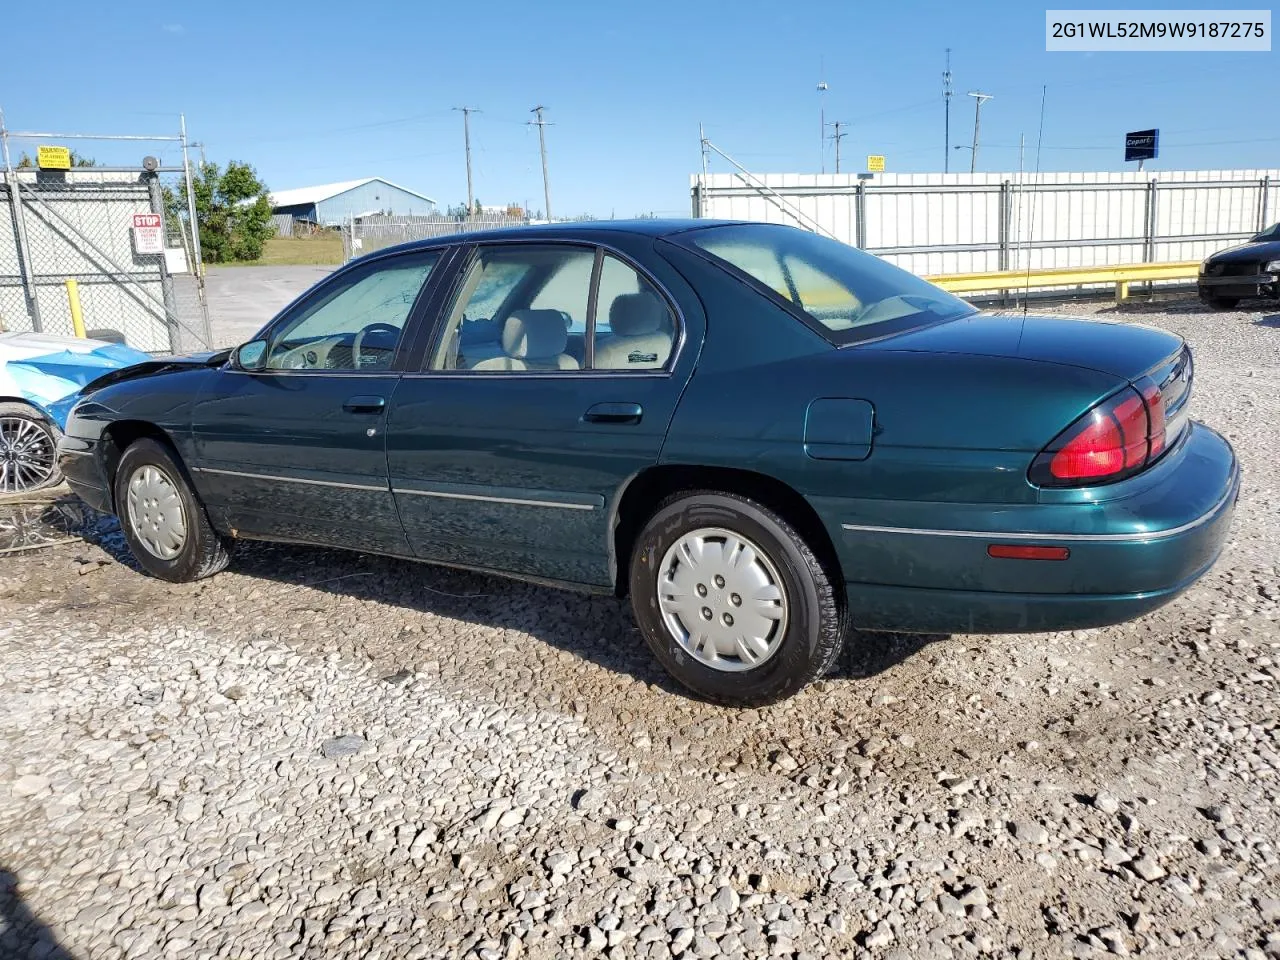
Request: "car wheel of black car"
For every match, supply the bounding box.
[0,402,63,495]
[114,438,232,583]
[629,491,845,706]
[1206,296,1240,310]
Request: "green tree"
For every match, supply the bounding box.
[190,160,275,263]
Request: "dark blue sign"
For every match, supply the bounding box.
[1125,129,1159,162]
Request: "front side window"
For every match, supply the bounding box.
[432,245,593,372]
[679,224,974,343]
[266,252,438,371]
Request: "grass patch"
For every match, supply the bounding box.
[233,234,344,266]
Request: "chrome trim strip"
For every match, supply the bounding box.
[841,481,1237,544]
[194,466,388,493]
[392,488,597,510]
[56,448,95,457]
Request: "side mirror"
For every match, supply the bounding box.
[233,340,268,371]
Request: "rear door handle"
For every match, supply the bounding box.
[583,401,643,425]
[343,395,386,414]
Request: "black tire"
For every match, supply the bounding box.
[0,402,63,494]
[629,491,845,706]
[1205,296,1239,310]
[113,438,232,582]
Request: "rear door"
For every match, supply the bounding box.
[385,240,700,586]
[191,247,451,553]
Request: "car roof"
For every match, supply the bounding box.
[364,219,753,258]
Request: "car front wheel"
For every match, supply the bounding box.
[114,438,232,582]
[629,491,845,706]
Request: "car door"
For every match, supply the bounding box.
[190,247,448,554]
[385,240,700,587]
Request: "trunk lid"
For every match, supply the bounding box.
[862,311,1183,380]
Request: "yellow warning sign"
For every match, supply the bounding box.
[866,155,886,173]
[37,145,72,170]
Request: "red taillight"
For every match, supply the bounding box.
[1030,378,1167,487]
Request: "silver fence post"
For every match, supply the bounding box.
[998,181,1012,305]
[1152,179,1162,263]
[998,180,1012,271]
[0,107,43,331]
[1259,176,1270,232]
[145,171,180,352]
[180,115,213,347]
[854,180,867,249]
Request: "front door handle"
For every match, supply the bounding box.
[583,401,643,425]
[343,395,386,414]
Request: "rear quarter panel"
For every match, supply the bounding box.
[658,244,1124,508]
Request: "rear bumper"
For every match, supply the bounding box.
[829,422,1240,634]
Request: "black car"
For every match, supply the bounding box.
[1198,222,1280,309]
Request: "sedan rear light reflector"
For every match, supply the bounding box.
[986,544,1070,561]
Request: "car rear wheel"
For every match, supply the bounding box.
[0,402,63,495]
[114,438,232,582]
[1206,296,1239,310]
[629,491,845,706]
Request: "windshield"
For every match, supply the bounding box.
[1254,222,1280,242]
[679,223,974,343]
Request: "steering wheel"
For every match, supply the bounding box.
[351,322,402,369]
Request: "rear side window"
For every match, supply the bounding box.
[593,255,676,370]
[680,224,973,344]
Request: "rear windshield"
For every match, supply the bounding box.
[678,223,974,344]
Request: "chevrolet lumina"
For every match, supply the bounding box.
[58,221,1240,705]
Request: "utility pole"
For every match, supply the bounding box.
[967,91,993,174]
[943,49,953,173]
[816,77,829,174]
[529,105,551,222]
[453,106,480,218]
[825,121,848,174]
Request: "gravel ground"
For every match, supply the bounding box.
[1,298,1277,960]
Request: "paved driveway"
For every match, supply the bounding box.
[205,265,335,347]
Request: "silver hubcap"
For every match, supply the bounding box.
[657,527,788,673]
[126,465,187,560]
[0,415,55,493]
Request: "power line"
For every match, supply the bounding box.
[967,91,994,173]
[529,105,552,221]
[943,49,953,173]
[452,106,480,216]
[825,120,849,173]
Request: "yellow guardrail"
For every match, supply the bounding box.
[926,260,1202,302]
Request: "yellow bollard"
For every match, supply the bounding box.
[65,279,86,338]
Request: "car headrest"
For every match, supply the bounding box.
[609,292,665,337]
[502,309,569,359]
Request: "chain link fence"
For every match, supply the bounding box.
[342,213,530,261]
[1,118,212,354]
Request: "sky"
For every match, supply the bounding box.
[1,0,1276,217]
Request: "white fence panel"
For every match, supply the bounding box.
[695,169,1280,277]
